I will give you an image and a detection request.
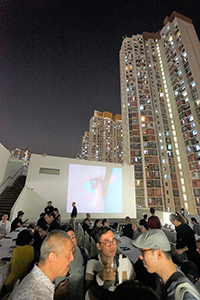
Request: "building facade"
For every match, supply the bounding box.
[80,110,123,163]
[120,12,200,214]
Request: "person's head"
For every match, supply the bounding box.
[169,212,183,226]
[72,202,76,207]
[150,207,155,215]
[39,223,48,238]
[86,213,91,220]
[39,230,74,280]
[17,210,24,219]
[94,219,101,228]
[132,229,171,274]
[47,201,52,207]
[196,239,200,255]
[45,211,55,224]
[39,212,45,218]
[96,227,117,259]
[125,216,131,224]
[53,208,59,216]
[139,219,149,233]
[191,217,197,225]
[16,229,32,246]
[132,223,139,232]
[65,225,77,254]
[181,261,199,285]
[27,223,36,236]
[143,214,148,221]
[1,213,9,222]
[113,280,159,300]
[102,218,110,227]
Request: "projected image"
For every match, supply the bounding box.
[66,164,122,213]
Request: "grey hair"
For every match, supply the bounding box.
[40,230,70,262]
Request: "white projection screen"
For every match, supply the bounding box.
[66,160,136,219]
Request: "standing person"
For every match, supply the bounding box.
[170,213,197,264]
[11,210,28,232]
[0,212,11,238]
[10,230,74,300]
[85,227,134,300]
[133,229,200,300]
[70,202,77,229]
[191,217,200,235]
[147,207,161,229]
[54,225,89,300]
[45,211,60,232]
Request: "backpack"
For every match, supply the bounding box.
[175,282,200,300]
[166,271,200,300]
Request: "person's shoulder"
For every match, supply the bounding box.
[87,254,99,262]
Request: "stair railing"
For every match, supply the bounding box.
[0,167,23,191]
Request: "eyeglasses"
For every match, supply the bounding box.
[100,238,117,247]
[140,249,152,257]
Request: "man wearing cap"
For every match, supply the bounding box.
[133,229,200,300]
[11,211,28,232]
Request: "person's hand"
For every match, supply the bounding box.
[54,279,71,300]
[98,260,116,281]
[177,246,188,255]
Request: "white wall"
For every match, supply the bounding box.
[0,144,23,194]
[11,154,136,222]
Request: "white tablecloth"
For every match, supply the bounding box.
[0,261,10,292]
[116,234,140,264]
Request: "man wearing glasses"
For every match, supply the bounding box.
[133,229,200,300]
[85,227,134,300]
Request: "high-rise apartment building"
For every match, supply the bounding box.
[80,110,123,163]
[120,12,200,214]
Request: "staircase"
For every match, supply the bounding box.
[0,175,26,216]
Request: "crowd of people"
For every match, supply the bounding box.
[0,204,200,299]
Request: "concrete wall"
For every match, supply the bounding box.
[11,154,136,222]
[0,144,23,194]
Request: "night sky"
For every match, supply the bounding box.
[0,0,200,158]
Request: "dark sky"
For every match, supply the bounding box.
[0,0,200,158]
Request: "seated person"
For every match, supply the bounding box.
[139,219,149,233]
[102,218,110,228]
[83,213,93,234]
[85,227,134,300]
[4,229,34,292]
[44,201,54,214]
[36,212,47,226]
[90,219,101,241]
[11,210,28,232]
[191,217,200,235]
[122,216,133,239]
[132,223,141,240]
[0,212,11,238]
[54,225,89,300]
[44,211,60,232]
[53,208,61,223]
[34,223,48,262]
